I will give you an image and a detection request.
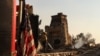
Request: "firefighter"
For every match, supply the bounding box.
[39,32,48,52]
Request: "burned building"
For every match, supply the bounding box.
[45,13,72,50]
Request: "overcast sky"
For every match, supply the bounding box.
[17,0,100,43]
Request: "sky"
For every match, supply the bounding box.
[17,0,100,43]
